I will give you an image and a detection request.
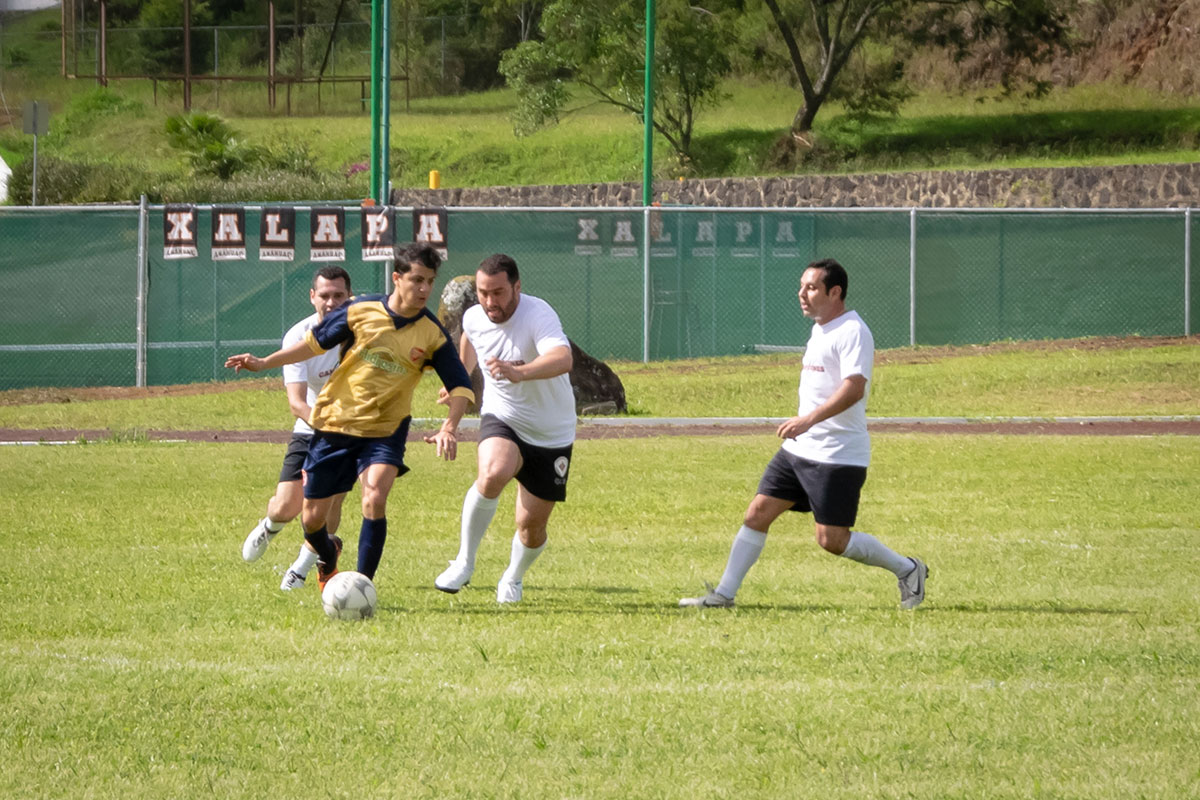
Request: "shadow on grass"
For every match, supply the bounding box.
[377,585,1136,617]
[689,108,1200,177]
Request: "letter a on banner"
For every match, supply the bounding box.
[413,208,448,260]
[260,207,296,262]
[310,207,346,261]
[362,206,396,261]
[164,204,198,260]
[211,206,247,261]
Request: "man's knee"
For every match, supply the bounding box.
[744,497,783,531]
[814,524,850,555]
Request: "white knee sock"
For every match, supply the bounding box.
[501,533,545,583]
[457,486,499,568]
[715,525,768,599]
[839,531,914,577]
[288,544,320,578]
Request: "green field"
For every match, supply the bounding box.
[1,341,1198,798]
[2,339,1198,429]
[1,433,1197,798]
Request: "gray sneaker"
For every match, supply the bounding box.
[242,517,278,562]
[435,560,473,594]
[279,569,306,591]
[898,558,928,610]
[679,582,735,608]
[497,578,523,604]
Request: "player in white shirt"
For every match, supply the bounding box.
[680,259,928,610]
[240,267,352,590]
[434,254,576,603]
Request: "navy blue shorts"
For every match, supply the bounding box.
[302,419,412,500]
[756,448,867,527]
[479,414,572,503]
[278,433,312,483]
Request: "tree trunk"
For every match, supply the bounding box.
[792,102,818,135]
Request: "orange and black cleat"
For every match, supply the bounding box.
[317,534,343,593]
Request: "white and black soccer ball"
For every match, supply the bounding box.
[321,571,378,621]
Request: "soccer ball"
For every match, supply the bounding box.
[321,571,378,621]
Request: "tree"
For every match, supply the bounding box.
[756,0,1071,143]
[481,0,544,43]
[499,0,733,163]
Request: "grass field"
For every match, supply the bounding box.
[1,341,1198,798]
[1,433,1197,799]
[1,338,1198,429]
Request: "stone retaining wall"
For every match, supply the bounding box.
[392,162,1200,209]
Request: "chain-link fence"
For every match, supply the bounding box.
[0,204,1193,390]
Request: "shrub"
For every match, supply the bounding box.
[150,169,367,204]
[7,155,156,205]
[165,113,266,179]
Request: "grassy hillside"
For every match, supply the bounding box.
[2,4,1200,202]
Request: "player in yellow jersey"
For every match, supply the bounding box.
[226,243,475,590]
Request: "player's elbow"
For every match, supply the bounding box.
[845,376,867,403]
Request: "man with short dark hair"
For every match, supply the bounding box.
[680,258,928,610]
[434,253,576,603]
[240,266,351,592]
[227,243,475,590]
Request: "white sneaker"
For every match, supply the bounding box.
[280,570,306,591]
[678,582,735,608]
[242,518,278,562]
[496,578,523,604]
[435,560,473,594]
[898,558,928,610]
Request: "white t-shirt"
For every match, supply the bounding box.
[782,310,874,467]
[280,312,341,435]
[463,293,576,448]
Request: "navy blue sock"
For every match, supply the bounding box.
[357,517,387,580]
[303,526,338,568]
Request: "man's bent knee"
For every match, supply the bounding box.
[814,524,850,555]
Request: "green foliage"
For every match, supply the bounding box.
[164,112,266,179]
[42,89,147,148]
[498,41,570,136]
[134,0,215,74]
[5,155,154,205]
[502,0,732,160]
[150,168,365,203]
[754,0,1073,141]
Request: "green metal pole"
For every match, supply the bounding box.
[642,0,655,207]
[369,0,382,203]
[380,0,391,205]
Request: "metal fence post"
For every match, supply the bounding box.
[136,195,149,387]
[909,207,917,346]
[643,206,651,363]
[1186,207,1192,336]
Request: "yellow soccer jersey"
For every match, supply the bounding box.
[303,294,474,438]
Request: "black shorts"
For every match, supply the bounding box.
[278,433,313,483]
[756,448,867,527]
[302,419,411,500]
[479,414,572,503]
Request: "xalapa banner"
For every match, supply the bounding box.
[161,206,450,263]
[260,207,297,262]
[163,204,199,260]
[211,206,247,261]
